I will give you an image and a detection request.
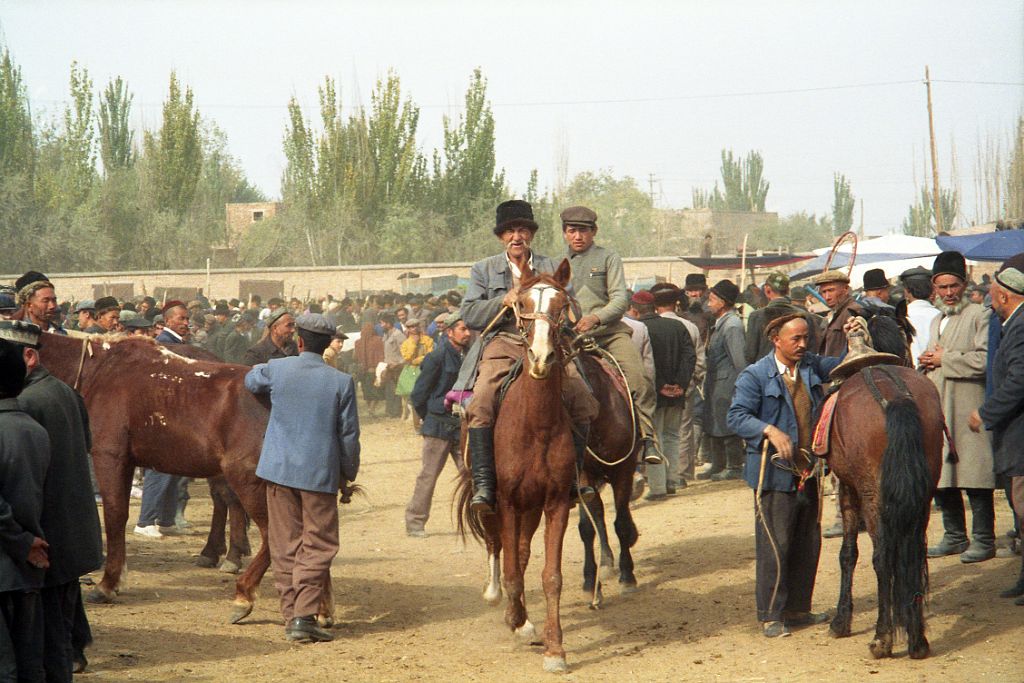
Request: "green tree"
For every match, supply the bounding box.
[144,71,202,216]
[752,212,833,253]
[98,76,134,173]
[1007,115,1024,219]
[832,173,855,235]
[0,49,34,179]
[695,149,769,212]
[902,185,959,235]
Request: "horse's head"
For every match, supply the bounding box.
[514,259,572,380]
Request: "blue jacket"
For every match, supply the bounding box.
[727,351,842,492]
[155,329,183,345]
[410,336,464,441]
[980,303,1024,477]
[245,352,360,493]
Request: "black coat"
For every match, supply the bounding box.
[0,400,50,593]
[18,368,104,587]
[640,313,697,408]
[242,337,298,367]
[980,304,1024,477]
[410,336,464,441]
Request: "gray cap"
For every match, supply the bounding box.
[124,317,154,329]
[0,320,41,347]
[444,311,463,328]
[74,299,96,313]
[899,266,932,282]
[295,313,334,336]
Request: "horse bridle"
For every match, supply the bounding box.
[512,284,569,340]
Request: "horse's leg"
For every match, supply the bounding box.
[612,468,640,592]
[500,507,528,637]
[222,493,251,574]
[830,482,860,638]
[223,464,270,624]
[482,512,503,605]
[317,569,335,628]
[578,499,598,595]
[864,497,893,659]
[513,508,543,645]
[87,451,133,603]
[594,493,616,581]
[197,478,228,569]
[541,498,570,673]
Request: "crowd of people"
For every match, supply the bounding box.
[1,198,1022,667]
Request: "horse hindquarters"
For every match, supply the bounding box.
[876,397,932,659]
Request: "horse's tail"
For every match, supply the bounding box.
[878,396,931,634]
[454,468,486,544]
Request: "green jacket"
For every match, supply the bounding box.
[567,244,629,337]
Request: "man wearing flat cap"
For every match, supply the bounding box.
[745,271,819,366]
[813,270,863,358]
[245,313,360,643]
[969,252,1024,601]
[899,267,939,365]
[458,199,599,513]
[71,301,96,332]
[12,271,65,335]
[4,320,104,676]
[123,317,155,337]
[561,205,660,464]
[702,279,747,480]
[243,307,297,366]
[921,251,996,563]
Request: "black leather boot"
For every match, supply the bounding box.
[570,424,596,503]
[1000,553,1024,598]
[469,427,496,514]
[961,488,996,563]
[928,488,969,558]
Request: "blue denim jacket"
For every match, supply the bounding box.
[727,351,842,492]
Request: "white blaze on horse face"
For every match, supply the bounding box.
[527,285,557,378]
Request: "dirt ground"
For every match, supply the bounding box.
[81,415,1022,683]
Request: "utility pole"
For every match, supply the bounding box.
[925,66,944,232]
[648,173,657,206]
[859,198,864,238]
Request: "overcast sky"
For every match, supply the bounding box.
[3,1,1022,235]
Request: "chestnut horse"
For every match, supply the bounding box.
[38,332,330,624]
[574,350,641,603]
[457,261,577,673]
[825,317,943,659]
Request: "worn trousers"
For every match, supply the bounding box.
[647,404,684,495]
[266,483,339,623]
[137,469,183,527]
[1013,477,1024,536]
[0,589,44,682]
[754,479,822,622]
[679,384,699,478]
[405,436,465,532]
[466,334,599,428]
[41,581,84,683]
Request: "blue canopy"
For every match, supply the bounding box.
[935,231,1024,262]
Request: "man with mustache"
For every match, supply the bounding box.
[459,200,599,514]
[920,250,996,563]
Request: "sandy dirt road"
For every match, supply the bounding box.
[80,416,1021,682]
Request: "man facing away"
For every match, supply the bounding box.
[245,313,360,643]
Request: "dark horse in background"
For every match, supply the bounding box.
[457,261,578,673]
[39,332,333,624]
[823,316,943,658]
[574,349,642,604]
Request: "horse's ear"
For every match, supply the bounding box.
[521,263,536,282]
[554,258,571,288]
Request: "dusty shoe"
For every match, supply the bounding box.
[960,543,996,564]
[763,621,791,638]
[784,611,830,627]
[711,468,742,481]
[132,525,162,539]
[822,522,845,539]
[928,536,969,558]
[286,616,334,643]
[406,529,428,538]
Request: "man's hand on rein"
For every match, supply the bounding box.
[501,288,519,309]
[764,425,794,461]
[574,314,600,333]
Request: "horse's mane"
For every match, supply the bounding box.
[867,315,908,361]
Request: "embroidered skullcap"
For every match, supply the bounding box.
[15,271,54,305]
[995,252,1024,295]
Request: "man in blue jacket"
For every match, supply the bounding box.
[404,313,471,537]
[245,313,361,643]
[728,313,856,638]
[970,252,1024,603]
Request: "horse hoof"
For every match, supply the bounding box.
[229,603,253,625]
[195,555,218,569]
[909,639,930,660]
[599,563,616,582]
[85,587,114,604]
[483,585,502,606]
[829,617,851,638]
[219,560,241,574]
[515,620,540,645]
[868,639,892,659]
[620,582,638,595]
[543,656,568,673]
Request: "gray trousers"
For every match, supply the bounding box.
[754,479,821,622]
[678,384,699,479]
[647,404,684,495]
[405,436,464,532]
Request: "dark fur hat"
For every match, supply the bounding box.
[494,200,538,235]
[650,282,681,307]
[932,251,967,282]
[684,273,707,291]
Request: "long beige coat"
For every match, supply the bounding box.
[927,302,994,489]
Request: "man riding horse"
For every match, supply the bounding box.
[459,200,599,513]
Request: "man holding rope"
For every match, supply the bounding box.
[459,200,599,514]
[727,313,863,638]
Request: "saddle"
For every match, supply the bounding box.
[811,365,913,458]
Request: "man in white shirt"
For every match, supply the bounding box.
[899,267,940,366]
